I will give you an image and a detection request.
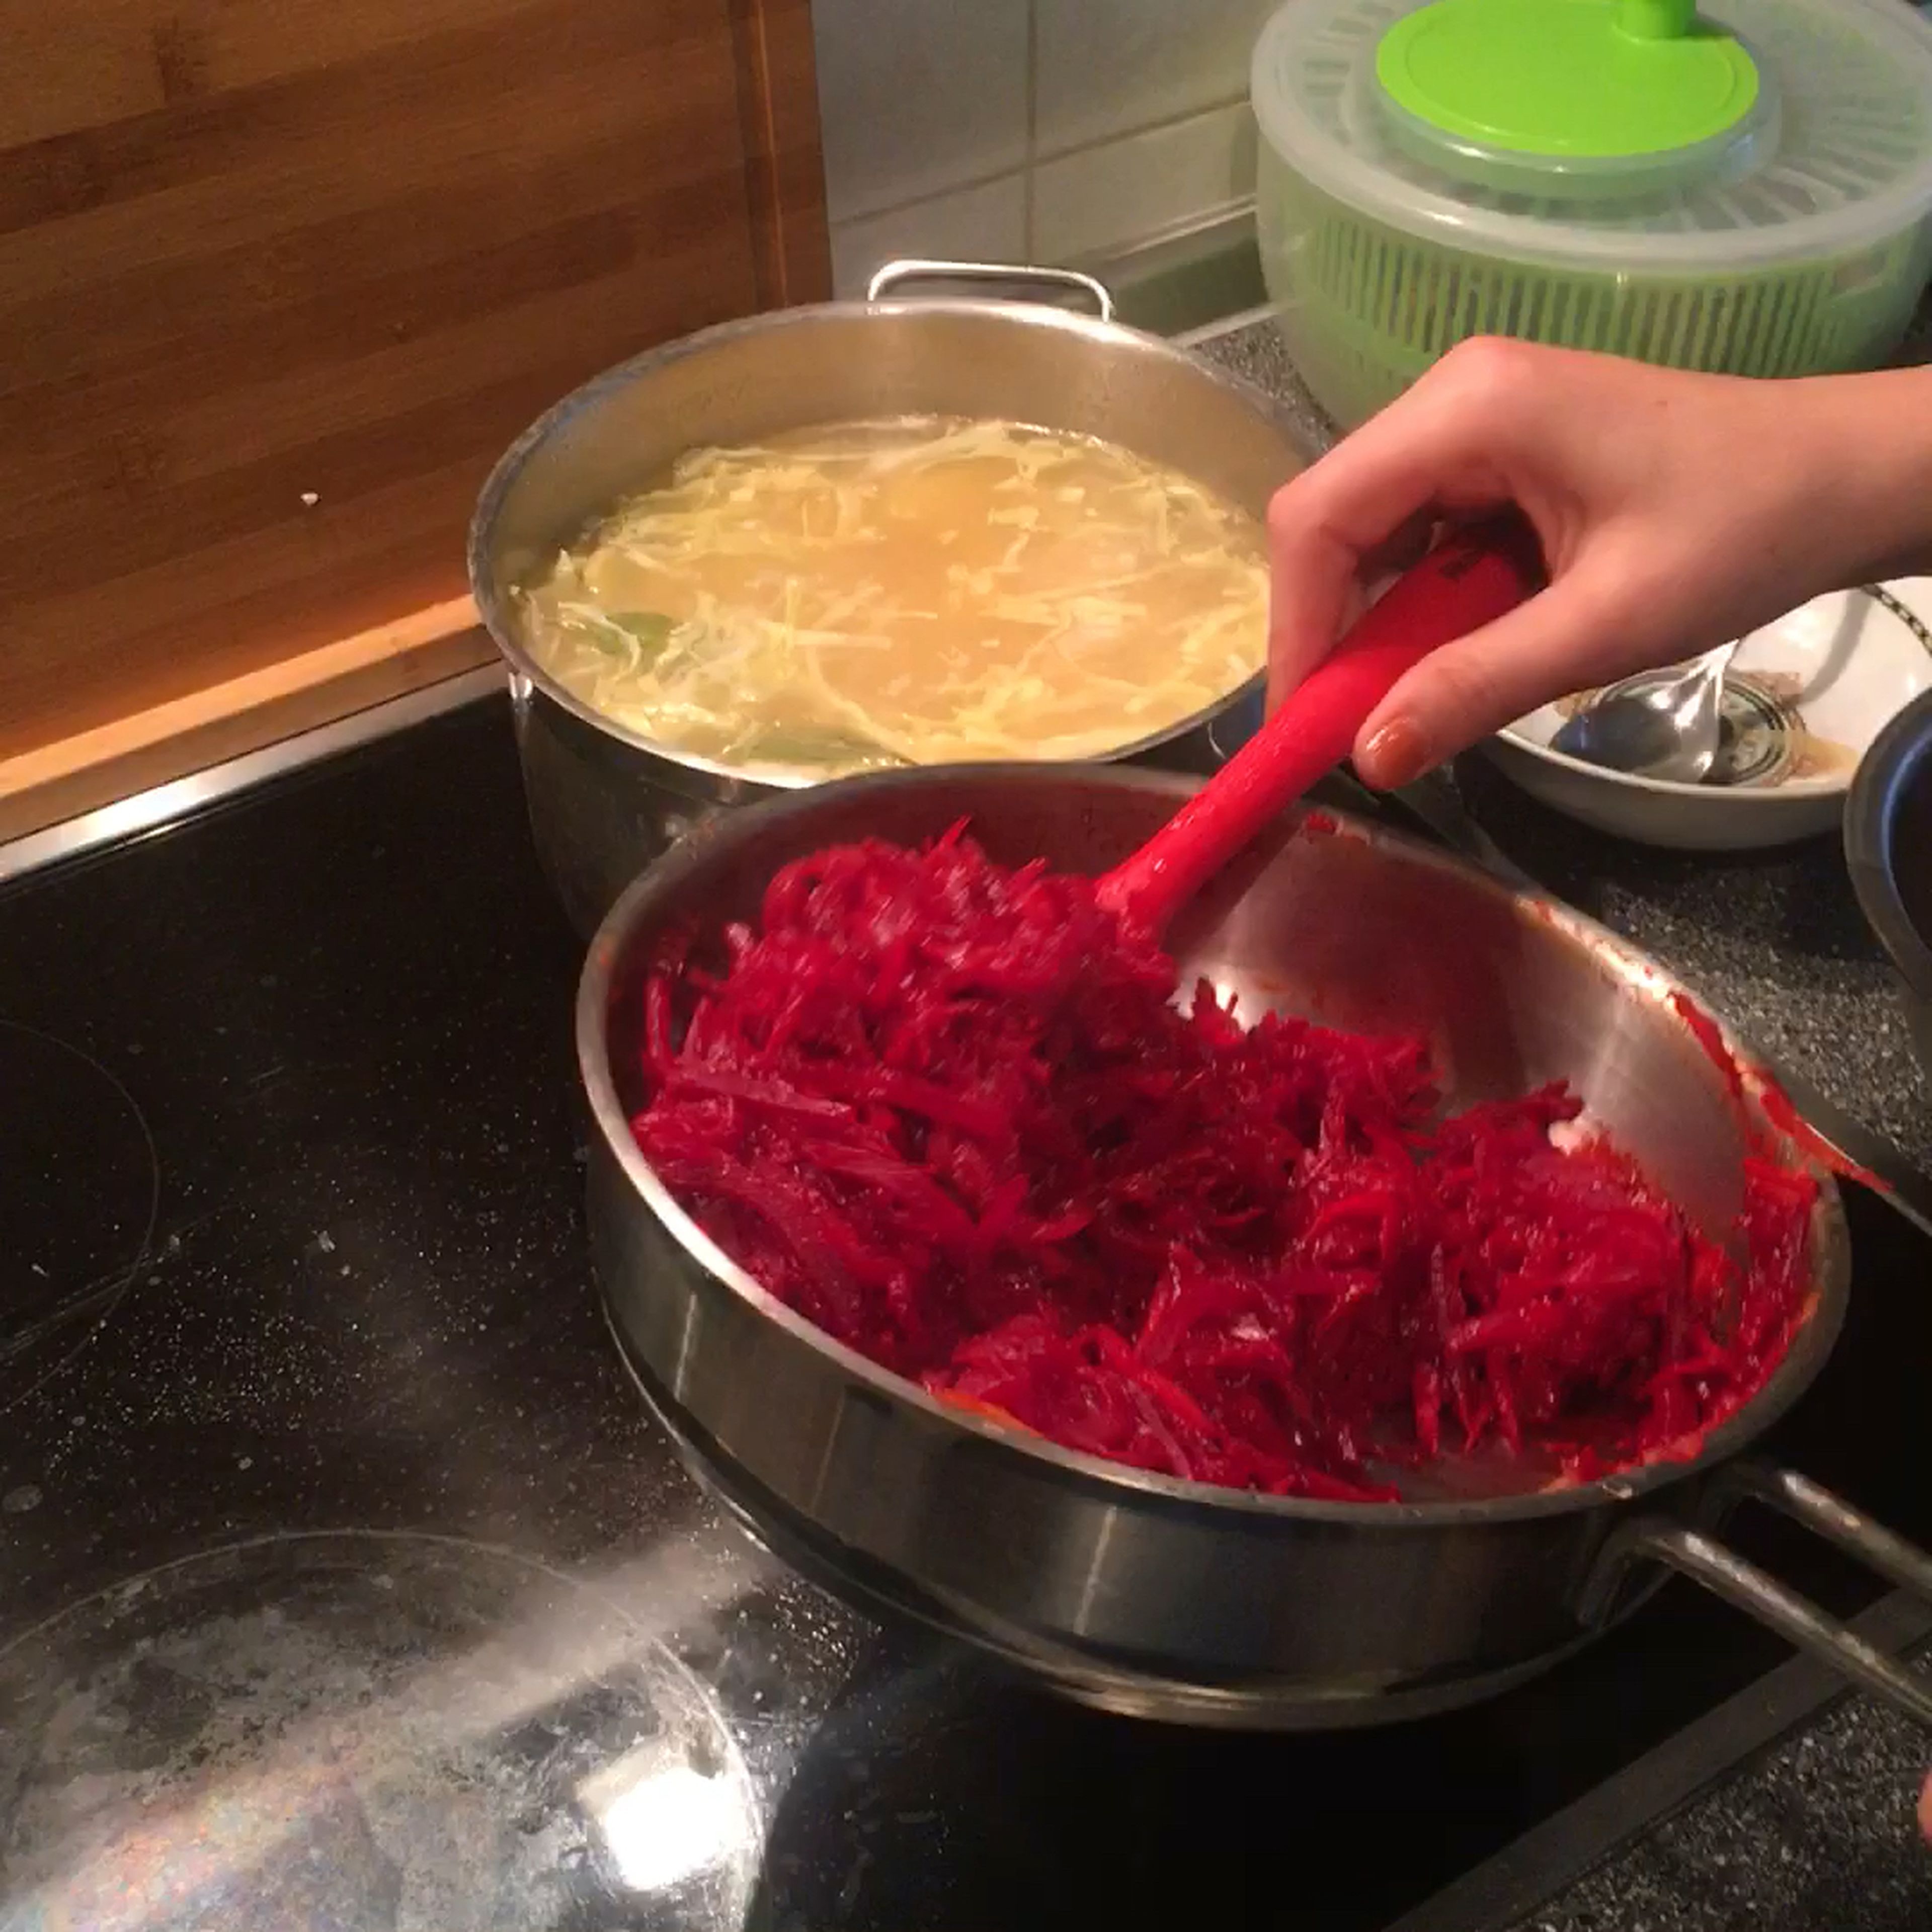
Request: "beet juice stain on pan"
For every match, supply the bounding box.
[575,764,1932,1733]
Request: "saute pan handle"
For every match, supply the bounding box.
[1579,1460,1932,1726]
[865,258,1116,322]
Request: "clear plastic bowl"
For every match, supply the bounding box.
[1251,0,1932,429]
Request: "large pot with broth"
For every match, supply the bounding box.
[468,261,1314,934]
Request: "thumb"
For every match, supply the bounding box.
[1264,337,1551,711]
[1267,504,1436,710]
[1351,558,1659,788]
[1919,1768,1931,1843]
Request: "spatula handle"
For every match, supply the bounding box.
[1095,513,1545,932]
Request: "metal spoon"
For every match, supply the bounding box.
[1551,641,1740,784]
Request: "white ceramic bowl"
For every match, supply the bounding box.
[1480,579,1932,851]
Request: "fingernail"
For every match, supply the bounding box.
[1358,718,1431,791]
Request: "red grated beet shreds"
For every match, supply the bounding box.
[629,828,1819,1502]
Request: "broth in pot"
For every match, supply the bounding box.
[517,417,1269,778]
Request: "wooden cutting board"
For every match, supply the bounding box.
[0,0,829,839]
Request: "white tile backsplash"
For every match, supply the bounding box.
[829,175,1030,298]
[1032,102,1257,262]
[810,0,1275,271]
[1034,0,1279,156]
[813,0,1031,222]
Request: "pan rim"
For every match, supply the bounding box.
[576,761,1851,1533]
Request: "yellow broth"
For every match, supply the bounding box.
[516,417,1269,776]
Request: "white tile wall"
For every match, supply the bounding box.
[1034,0,1280,156]
[814,0,1275,297]
[814,0,1031,223]
[828,176,1030,299]
[1033,102,1256,262]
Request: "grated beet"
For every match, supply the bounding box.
[628,828,1817,1502]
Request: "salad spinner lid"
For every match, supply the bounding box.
[1252,0,1932,267]
[1376,0,1763,191]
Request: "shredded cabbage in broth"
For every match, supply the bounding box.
[516,416,1269,777]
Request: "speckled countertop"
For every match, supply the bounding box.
[1510,1640,1932,1932]
[1197,313,1932,1175]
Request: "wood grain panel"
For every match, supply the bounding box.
[731,0,833,308]
[2,0,588,148]
[0,611,498,846]
[0,0,830,832]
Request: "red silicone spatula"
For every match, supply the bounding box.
[1093,513,1545,933]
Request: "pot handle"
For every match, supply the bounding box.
[1580,1461,1932,1726]
[865,258,1116,322]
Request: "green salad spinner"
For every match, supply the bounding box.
[1250,0,1932,428]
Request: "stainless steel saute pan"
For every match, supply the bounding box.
[577,765,1932,1730]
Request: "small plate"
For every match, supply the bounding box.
[1482,580,1932,850]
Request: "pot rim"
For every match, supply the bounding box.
[1846,686,1932,995]
[466,294,1310,790]
[577,761,1852,1535]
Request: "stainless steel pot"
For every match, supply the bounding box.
[577,763,1932,1731]
[1847,689,1932,1081]
[467,261,1312,936]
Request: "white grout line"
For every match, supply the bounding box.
[829,164,1031,238]
[830,91,1256,240]
[1030,91,1253,169]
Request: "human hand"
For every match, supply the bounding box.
[1921,1766,1931,1844]
[1266,338,1932,789]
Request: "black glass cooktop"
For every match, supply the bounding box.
[0,696,1925,1929]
